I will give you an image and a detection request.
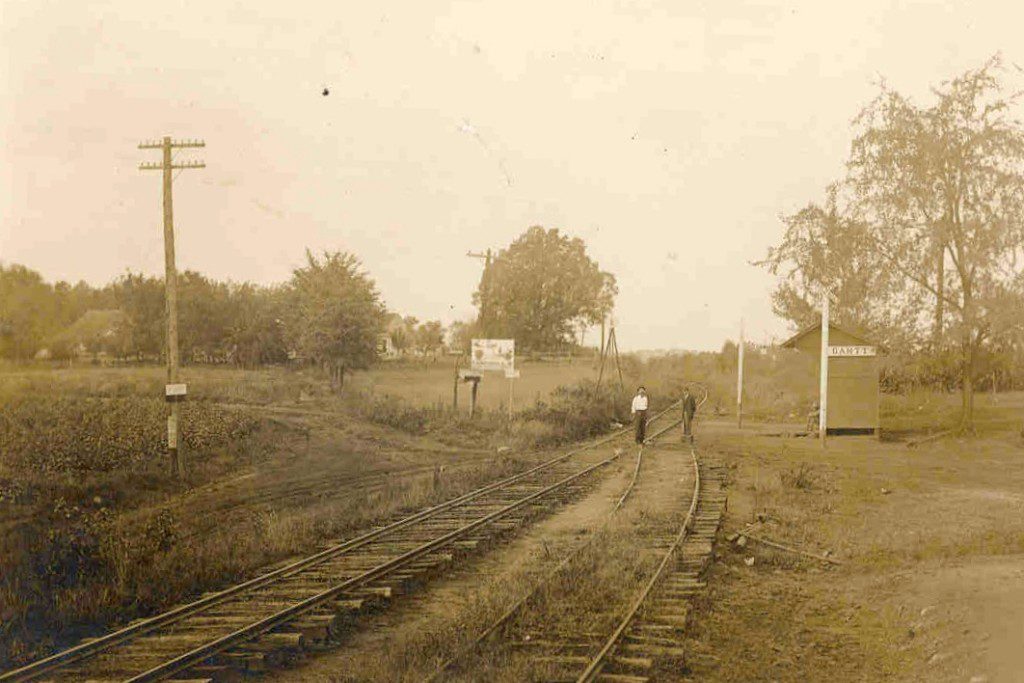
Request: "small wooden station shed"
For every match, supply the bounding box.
[781,322,881,435]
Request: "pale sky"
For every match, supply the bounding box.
[2,0,1022,350]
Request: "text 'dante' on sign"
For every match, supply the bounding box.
[828,345,877,357]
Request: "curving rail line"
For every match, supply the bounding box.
[575,440,724,683]
[1,404,678,683]
[425,386,710,682]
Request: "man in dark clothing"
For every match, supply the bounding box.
[631,386,649,445]
[682,386,698,442]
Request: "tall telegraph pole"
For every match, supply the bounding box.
[139,136,205,478]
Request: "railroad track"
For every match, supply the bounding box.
[0,406,676,683]
[428,387,718,683]
[423,414,683,683]
[497,444,723,683]
[573,446,725,683]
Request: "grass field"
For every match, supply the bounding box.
[0,360,600,411]
[678,393,1024,681]
[351,359,598,411]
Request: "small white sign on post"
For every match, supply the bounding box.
[165,383,187,403]
[471,339,515,373]
[504,368,520,379]
[828,345,877,357]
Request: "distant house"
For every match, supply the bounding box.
[377,333,398,359]
[380,313,414,357]
[50,310,128,360]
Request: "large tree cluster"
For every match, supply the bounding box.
[760,57,1024,428]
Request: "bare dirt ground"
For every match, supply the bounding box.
[680,418,1024,683]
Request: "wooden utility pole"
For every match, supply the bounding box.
[139,136,205,478]
[467,248,492,329]
[737,318,745,429]
[819,294,829,448]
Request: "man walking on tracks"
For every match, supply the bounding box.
[681,385,698,442]
[631,386,649,445]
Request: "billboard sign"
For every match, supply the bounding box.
[471,338,515,372]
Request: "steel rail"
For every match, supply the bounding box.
[125,445,636,682]
[422,408,683,683]
[0,419,648,682]
[575,443,702,683]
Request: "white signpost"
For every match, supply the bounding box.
[819,296,829,448]
[505,367,520,419]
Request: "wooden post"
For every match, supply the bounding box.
[470,378,479,418]
[819,294,829,448]
[452,354,460,411]
[737,318,745,429]
[508,375,514,420]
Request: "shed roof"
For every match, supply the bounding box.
[780,321,874,349]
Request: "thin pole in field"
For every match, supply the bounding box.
[737,318,745,429]
[452,352,460,411]
[819,294,829,448]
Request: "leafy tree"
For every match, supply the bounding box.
[415,320,444,355]
[283,250,386,389]
[473,226,616,350]
[0,264,60,359]
[178,271,232,362]
[756,184,907,344]
[446,319,477,354]
[110,272,165,360]
[848,57,1024,428]
[761,57,1024,429]
[225,283,288,367]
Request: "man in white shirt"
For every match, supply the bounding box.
[631,386,649,444]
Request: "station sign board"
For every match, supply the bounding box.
[471,338,515,373]
[828,345,876,357]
